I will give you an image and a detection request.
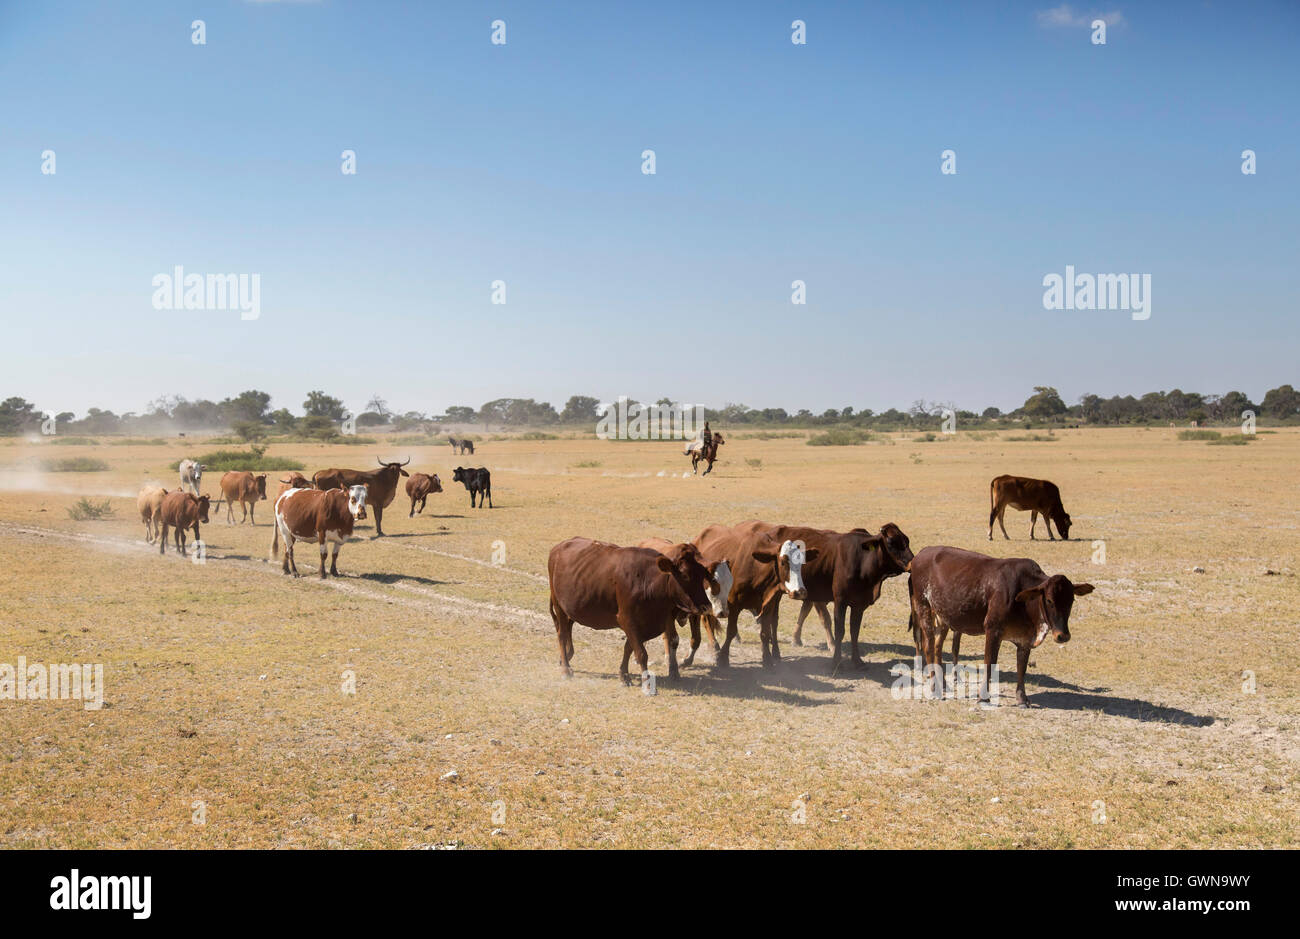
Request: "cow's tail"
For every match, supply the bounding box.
[270,510,281,560]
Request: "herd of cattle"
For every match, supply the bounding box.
[136,456,492,577]
[134,451,1091,707]
[547,474,1092,707]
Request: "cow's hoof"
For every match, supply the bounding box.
[976,700,998,711]
[561,667,573,679]
[792,636,804,647]
[852,658,868,670]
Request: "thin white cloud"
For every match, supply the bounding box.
[1037,4,1125,28]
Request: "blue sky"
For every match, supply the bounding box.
[2,0,1297,418]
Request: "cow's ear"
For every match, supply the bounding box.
[752,549,776,563]
[400,469,409,476]
[1072,583,1095,596]
[860,537,881,552]
[802,547,819,562]
[1014,586,1043,605]
[656,556,675,574]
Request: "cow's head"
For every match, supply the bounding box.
[195,494,211,524]
[706,559,733,617]
[753,538,818,600]
[281,472,310,489]
[346,484,368,520]
[656,544,716,617]
[430,473,443,493]
[1015,575,1093,646]
[1052,509,1073,540]
[875,522,914,573]
[452,466,468,484]
[255,474,268,500]
[377,456,411,479]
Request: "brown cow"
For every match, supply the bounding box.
[218,471,268,525]
[157,491,211,557]
[272,484,368,578]
[275,472,312,502]
[405,472,443,516]
[773,523,914,668]
[136,485,168,543]
[547,537,717,684]
[637,537,732,668]
[312,457,410,536]
[989,474,1073,541]
[692,521,819,667]
[908,545,1093,706]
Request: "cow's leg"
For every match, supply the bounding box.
[988,501,998,540]
[814,603,834,648]
[316,533,329,578]
[848,605,867,669]
[286,535,300,576]
[1030,510,1038,540]
[980,631,1003,706]
[930,625,948,698]
[793,600,812,646]
[1014,643,1032,706]
[549,595,574,677]
[951,632,963,687]
[226,498,234,525]
[618,635,635,686]
[830,602,848,668]
[701,613,721,661]
[681,614,700,667]
[372,504,384,537]
[158,523,168,554]
[662,624,681,681]
[191,521,201,556]
[176,526,186,557]
[486,487,492,508]
[242,500,249,524]
[716,609,740,668]
[281,532,293,574]
[998,505,1011,540]
[409,496,416,517]
[1043,515,1056,541]
[764,600,783,665]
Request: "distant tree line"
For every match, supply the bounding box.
[3,384,1299,437]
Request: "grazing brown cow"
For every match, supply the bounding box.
[692,521,819,667]
[218,471,268,525]
[272,484,368,578]
[275,472,312,502]
[989,474,1073,541]
[548,537,717,684]
[637,537,732,668]
[157,491,211,557]
[908,545,1093,706]
[774,523,915,668]
[136,485,168,543]
[405,472,443,516]
[312,457,410,536]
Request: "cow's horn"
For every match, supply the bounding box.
[401,455,411,466]
[376,456,386,467]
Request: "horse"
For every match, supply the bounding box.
[685,432,724,475]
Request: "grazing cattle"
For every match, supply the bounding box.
[405,472,443,516]
[776,523,915,668]
[447,437,474,455]
[136,485,168,543]
[275,472,312,502]
[272,485,368,578]
[684,432,724,475]
[451,466,492,508]
[692,521,819,667]
[312,457,410,536]
[547,537,717,684]
[908,545,1093,706]
[177,459,206,496]
[157,491,211,557]
[637,537,733,668]
[989,474,1073,541]
[218,471,268,525]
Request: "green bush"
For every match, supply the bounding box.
[67,497,114,520]
[47,436,100,446]
[1178,429,1221,441]
[806,428,874,446]
[1208,435,1252,446]
[169,447,304,473]
[109,437,167,446]
[519,431,558,440]
[42,457,110,472]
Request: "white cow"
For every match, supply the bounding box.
[178,459,206,497]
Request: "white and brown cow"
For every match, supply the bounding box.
[272,485,368,578]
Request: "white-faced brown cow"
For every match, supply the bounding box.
[218,471,268,525]
[157,491,211,557]
[637,537,732,669]
[272,485,368,578]
[989,474,1073,541]
[312,457,409,536]
[691,521,819,667]
[136,485,168,543]
[405,472,443,516]
[773,523,914,669]
[547,537,717,684]
[908,545,1093,707]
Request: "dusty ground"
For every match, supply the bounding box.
[0,427,1296,848]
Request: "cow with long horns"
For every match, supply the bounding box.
[311,457,410,536]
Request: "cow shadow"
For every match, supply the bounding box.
[1023,688,1214,726]
[666,654,846,707]
[422,514,466,519]
[375,531,454,539]
[356,572,456,587]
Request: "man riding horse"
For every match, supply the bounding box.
[684,422,724,475]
